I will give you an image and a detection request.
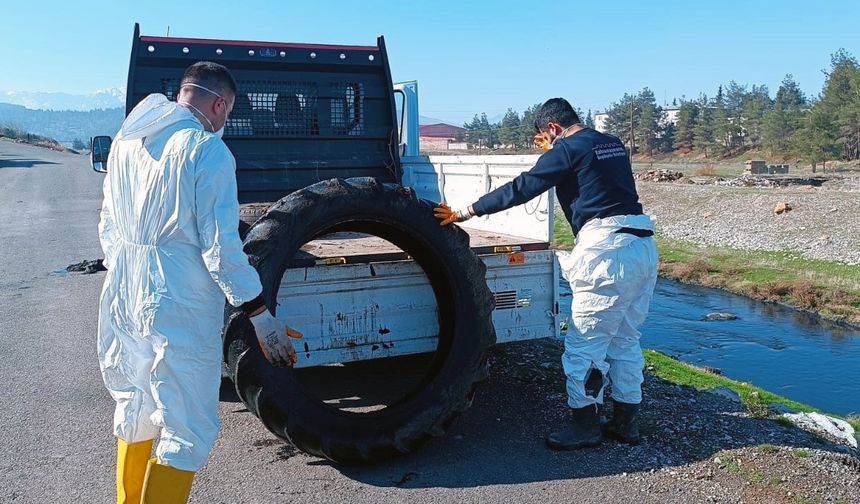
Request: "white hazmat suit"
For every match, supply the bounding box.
[97,94,263,471]
[556,214,658,409]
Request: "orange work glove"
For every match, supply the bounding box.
[534,132,552,151]
[434,203,474,226]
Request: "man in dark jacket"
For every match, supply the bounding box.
[435,98,658,449]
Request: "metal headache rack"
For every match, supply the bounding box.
[126,24,400,203]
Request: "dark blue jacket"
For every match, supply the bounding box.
[472,129,643,236]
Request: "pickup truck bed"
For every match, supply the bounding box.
[294,228,549,266]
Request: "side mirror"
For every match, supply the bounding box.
[91,135,112,173]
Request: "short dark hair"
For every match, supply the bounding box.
[534,98,581,132]
[180,61,237,97]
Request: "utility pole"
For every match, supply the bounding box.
[629,101,635,163]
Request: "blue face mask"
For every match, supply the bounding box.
[179,83,230,137]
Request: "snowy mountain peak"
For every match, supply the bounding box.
[0,87,127,111]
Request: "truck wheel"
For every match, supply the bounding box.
[223,177,495,463]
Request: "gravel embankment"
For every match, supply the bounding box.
[636,176,860,265]
[494,339,860,504]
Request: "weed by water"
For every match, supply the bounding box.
[644,350,860,440]
[758,443,778,453]
[775,416,795,429]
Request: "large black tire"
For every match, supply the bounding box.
[223,177,495,463]
[238,202,274,239]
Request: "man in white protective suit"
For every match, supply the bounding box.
[435,98,658,451]
[98,61,300,503]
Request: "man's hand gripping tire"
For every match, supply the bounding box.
[250,311,300,367]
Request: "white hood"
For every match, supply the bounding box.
[116,93,203,141]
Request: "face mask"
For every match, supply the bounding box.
[179,82,230,135]
[550,124,577,147]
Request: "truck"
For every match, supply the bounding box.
[91,24,560,464]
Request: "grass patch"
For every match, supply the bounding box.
[553,214,574,248]
[792,449,809,459]
[758,443,778,453]
[657,237,860,324]
[0,127,70,152]
[553,213,860,326]
[775,416,795,429]
[694,164,717,177]
[645,350,811,416]
[644,350,860,437]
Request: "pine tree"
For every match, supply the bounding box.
[673,100,698,153]
[724,81,748,149]
[762,75,806,156]
[478,113,497,149]
[658,121,676,153]
[463,114,482,149]
[818,49,860,160]
[796,104,840,171]
[742,84,772,149]
[603,93,638,150]
[693,94,715,156]
[635,88,661,157]
[498,108,521,148]
[584,109,595,129]
[712,86,731,156]
[519,103,542,148]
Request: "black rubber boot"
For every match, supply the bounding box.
[602,401,641,445]
[546,405,602,451]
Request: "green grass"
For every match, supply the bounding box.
[656,237,860,291]
[758,443,778,453]
[644,350,860,437]
[775,416,795,429]
[792,449,810,459]
[552,214,574,248]
[657,236,860,324]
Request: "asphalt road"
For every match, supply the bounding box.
[2,140,841,504]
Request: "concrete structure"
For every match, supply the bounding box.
[594,112,608,132]
[745,160,789,174]
[419,123,467,151]
[661,107,680,127]
[593,107,680,134]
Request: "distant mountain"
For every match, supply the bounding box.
[0,103,124,143]
[0,87,126,112]
[419,115,458,126]
[0,93,457,144]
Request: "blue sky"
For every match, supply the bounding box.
[1,0,857,123]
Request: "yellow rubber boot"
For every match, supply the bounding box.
[141,458,195,504]
[116,439,154,504]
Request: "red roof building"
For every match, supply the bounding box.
[419,123,467,151]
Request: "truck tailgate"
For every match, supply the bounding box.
[275,228,558,367]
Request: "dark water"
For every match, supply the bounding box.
[559,277,860,415]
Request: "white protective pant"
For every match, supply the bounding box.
[98,94,263,471]
[557,214,658,408]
